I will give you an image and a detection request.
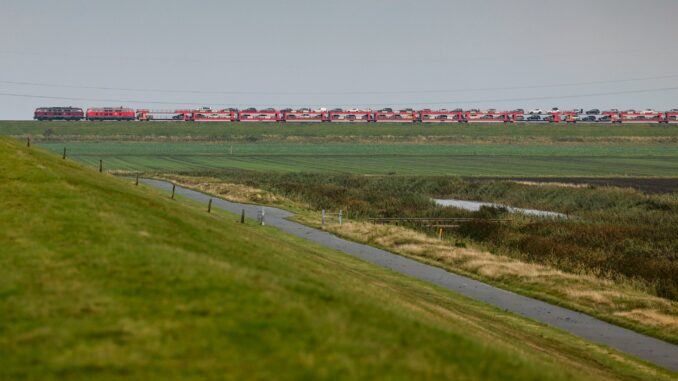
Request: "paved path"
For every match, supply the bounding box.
[143,178,678,373]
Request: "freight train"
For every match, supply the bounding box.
[34,106,678,124]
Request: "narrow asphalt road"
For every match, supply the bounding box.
[143,178,678,373]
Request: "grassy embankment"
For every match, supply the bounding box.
[160,172,678,345]
[5,136,678,379]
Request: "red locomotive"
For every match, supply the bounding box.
[86,107,135,121]
[34,107,84,121]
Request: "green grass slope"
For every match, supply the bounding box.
[0,136,674,380]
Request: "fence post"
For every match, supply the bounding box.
[207,198,212,213]
[62,147,67,159]
[339,209,343,225]
[99,159,102,173]
[321,209,325,225]
[438,228,443,240]
[171,184,176,199]
[261,207,265,226]
[240,209,245,224]
[26,137,30,147]
[135,174,139,186]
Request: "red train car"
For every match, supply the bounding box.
[419,110,464,123]
[666,112,678,124]
[548,111,578,123]
[619,110,663,124]
[328,110,373,122]
[86,107,135,121]
[601,110,621,123]
[373,109,417,122]
[136,109,190,121]
[282,110,327,122]
[238,109,280,122]
[193,110,237,122]
[508,111,524,122]
[34,107,84,121]
[465,111,511,123]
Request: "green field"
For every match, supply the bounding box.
[4,120,678,140]
[5,135,677,380]
[35,141,678,176]
[2,121,674,176]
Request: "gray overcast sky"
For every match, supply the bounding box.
[1,0,678,119]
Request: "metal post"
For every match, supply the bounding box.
[26,137,30,147]
[240,209,245,224]
[135,174,139,186]
[207,198,212,213]
[62,147,67,159]
[260,207,265,226]
[171,184,176,199]
[99,159,102,173]
[321,209,325,225]
[339,209,343,225]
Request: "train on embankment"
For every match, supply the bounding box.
[33,106,678,124]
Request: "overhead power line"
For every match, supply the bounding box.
[2,86,678,107]
[0,47,645,64]
[2,74,678,96]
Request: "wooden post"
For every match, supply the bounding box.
[438,228,443,240]
[207,198,212,213]
[62,147,67,159]
[171,184,176,199]
[240,209,245,224]
[26,137,30,147]
[135,174,139,186]
[321,209,325,225]
[99,159,102,173]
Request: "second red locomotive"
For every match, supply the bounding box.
[86,107,135,121]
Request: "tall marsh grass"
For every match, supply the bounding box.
[188,170,678,300]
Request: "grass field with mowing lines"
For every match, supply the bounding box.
[3,120,678,141]
[4,121,677,176]
[37,141,678,176]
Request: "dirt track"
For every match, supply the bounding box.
[142,178,678,373]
